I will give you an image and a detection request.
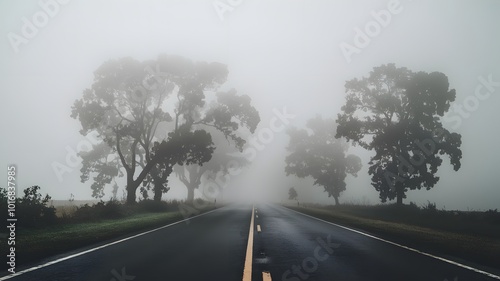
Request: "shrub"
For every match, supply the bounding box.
[133,199,185,213]
[422,201,438,213]
[135,200,169,213]
[73,199,127,221]
[0,187,9,222]
[17,186,57,227]
[485,209,500,223]
[408,201,419,210]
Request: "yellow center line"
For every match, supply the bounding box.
[242,205,255,281]
[262,271,272,281]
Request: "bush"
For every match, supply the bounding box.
[73,199,127,221]
[422,201,437,213]
[134,199,184,213]
[135,200,169,212]
[408,201,419,210]
[0,187,9,222]
[485,209,500,223]
[17,186,57,227]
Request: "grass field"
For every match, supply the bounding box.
[49,200,98,218]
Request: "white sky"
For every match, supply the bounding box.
[1,0,499,210]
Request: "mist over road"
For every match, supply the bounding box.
[2,204,499,281]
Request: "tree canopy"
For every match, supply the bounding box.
[285,116,362,205]
[174,126,251,204]
[72,55,260,203]
[336,64,462,204]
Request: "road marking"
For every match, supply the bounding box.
[256,214,259,218]
[0,208,222,281]
[286,206,500,280]
[262,271,272,281]
[242,205,255,281]
[257,224,262,232]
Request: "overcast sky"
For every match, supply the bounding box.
[1,0,499,210]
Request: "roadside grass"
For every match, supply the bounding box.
[7,206,215,268]
[287,204,500,271]
[319,202,500,239]
[49,200,98,217]
[54,204,78,218]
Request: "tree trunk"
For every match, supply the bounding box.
[153,185,162,201]
[396,190,404,205]
[186,185,195,205]
[396,184,405,206]
[126,184,137,204]
[334,196,339,206]
[152,166,173,202]
[152,175,163,202]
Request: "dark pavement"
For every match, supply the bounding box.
[1,203,499,281]
[1,205,251,281]
[252,204,499,281]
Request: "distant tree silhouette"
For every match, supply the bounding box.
[288,187,298,201]
[72,55,260,204]
[285,116,362,205]
[336,64,462,205]
[174,128,250,204]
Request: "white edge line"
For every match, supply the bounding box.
[0,208,221,280]
[285,206,500,280]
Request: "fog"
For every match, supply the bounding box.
[1,0,499,211]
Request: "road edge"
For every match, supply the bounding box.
[0,207,222,280]
[284,205,500,280]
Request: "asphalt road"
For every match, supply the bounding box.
[251,204,500,281]
[1,204,499,281]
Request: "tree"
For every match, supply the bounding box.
[72,55,260,204]
[335,64,462,205]
[285,116,362,205]
[174,127,251,204]
[149,86,259,202]
[79,142,121,199]
[288,187,298,201]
